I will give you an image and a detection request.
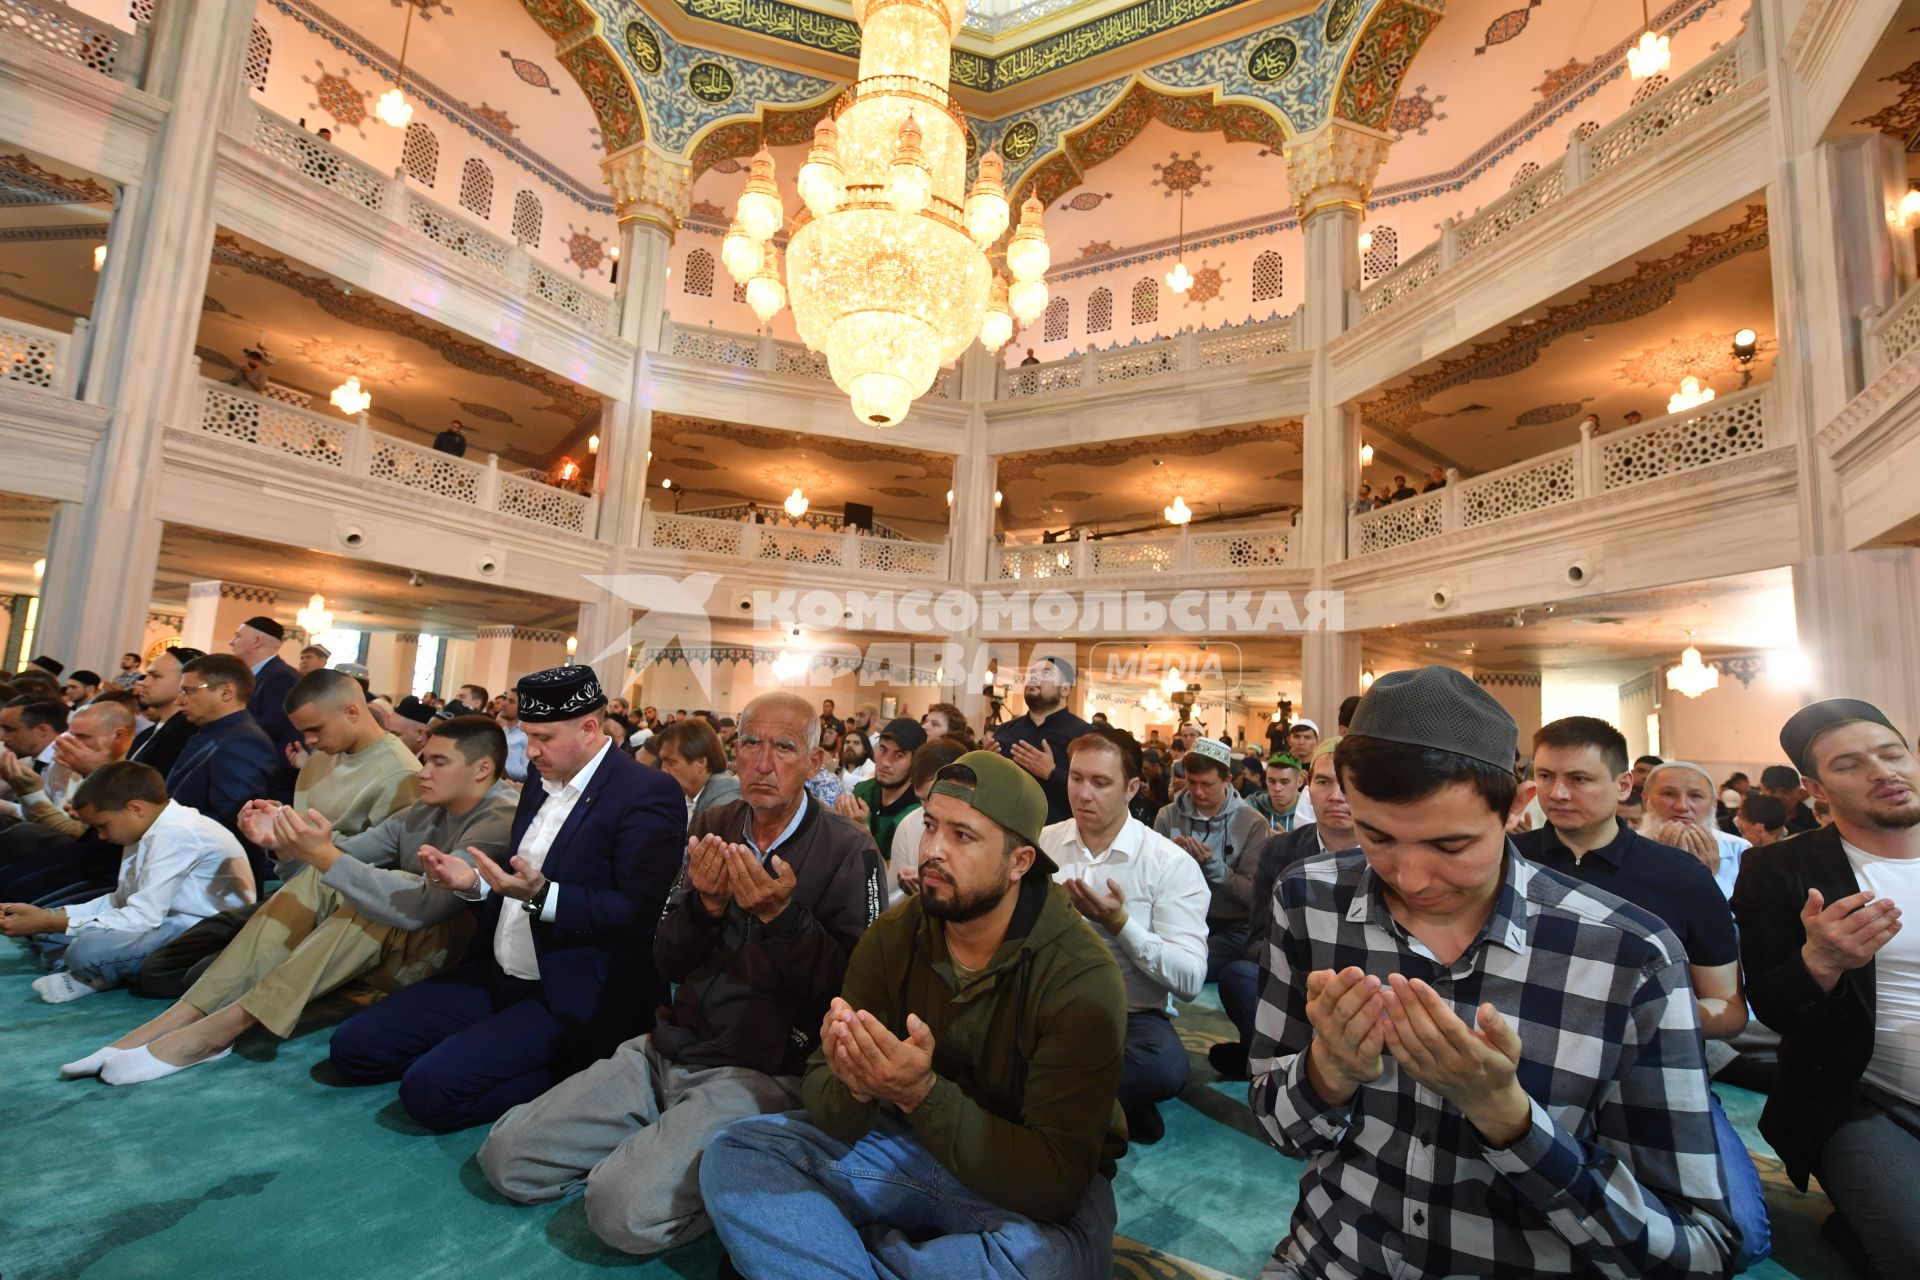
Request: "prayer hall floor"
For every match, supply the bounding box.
[0,945,1849,1278]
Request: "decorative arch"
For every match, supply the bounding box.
[686,95,842,185]
[1329,0,1444,133]
[1007,79,1290,214]
[515,0,646,152]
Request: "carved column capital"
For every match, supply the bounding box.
[602,143,692,237]
[1283,120,1395,221]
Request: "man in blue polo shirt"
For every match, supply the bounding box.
[1514,715,1769,1271]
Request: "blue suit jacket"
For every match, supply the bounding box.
[248,654,301,787]
[166,710,284,873]
[468,744,687,1063]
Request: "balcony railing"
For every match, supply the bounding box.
[994,523,1297,580]
[999,312,1298,400]
[2,0,147,83]
[0,315,84,396]
[1356,30,1759,323]
[1348,385,1775,556]
[677,502,914,541]
[1863,278,1920,383]
[661,320,957,400]
[641,506,949,578]
[245,106,615,334]
[186,378,596,535]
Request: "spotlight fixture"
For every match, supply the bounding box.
[587,434,600,454]
[1731,328,1758,365]
[993,489,1003,508]
[1359,443,1375,467]
[1360,668,1376,692]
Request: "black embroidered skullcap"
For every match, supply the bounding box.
[516,665,607,723]
[242,616,285,641]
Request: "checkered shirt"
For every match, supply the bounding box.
[1249,847,1736,1279]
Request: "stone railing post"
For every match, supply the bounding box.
[116,18,151,86]
[506,242,534,292]
[343,416,372,477]
[386,167,411,227]
[1081,348,1099,386]
[1563,127,1592,193]
[1575,421,1598,496]
[177,353,204,425]
[840,526,860,569]
[1436,217,1460,268]
[1075,530,1092,579]
[63,317,90,397]
[1441,468,1462,532]
[479,453,501,510]
[757,327,778,370]
[1175,524,1193,573]
[1178,327,1200,370]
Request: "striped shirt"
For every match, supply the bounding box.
[1249,847,1735,1279]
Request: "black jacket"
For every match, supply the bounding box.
[1730,824,1876,1190]
[130,712,195,781]
[652,795,881,1076]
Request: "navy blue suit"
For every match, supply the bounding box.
[167,709,284,880]
[328,742,687,1131]
[247,654,299,751]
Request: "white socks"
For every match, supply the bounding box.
[32,972,107,1004]
[100,1044,232,1085]
[60,1046,123,1079]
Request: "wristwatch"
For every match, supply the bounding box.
[522,881,552,916]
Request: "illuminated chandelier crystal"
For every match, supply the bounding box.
[375,0,416,127]
[296,592,334,634]
[329,377,370,415]
[1628,0,1670,79]
[1666,642,1719,699]
[1163,495,1193,525]
[1668,374,1715,414]
[732,0,1042,427]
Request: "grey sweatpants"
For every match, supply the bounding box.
[476,1032,802,1255]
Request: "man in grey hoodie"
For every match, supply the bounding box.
[62,715,517,1084]
[1153,736,1270,980]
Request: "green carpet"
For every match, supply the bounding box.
[0,947,1851,1279]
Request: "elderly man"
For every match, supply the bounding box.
[1734,699,1920,1279]
[228,616,299,765]
[0,701,139,903]
[375,696,436,758]
[63,716,517,1085]
[1251,669,1735,1278]
[1642,760,1752,902]
[1042,726,1207,1144]
[327,666,687,1132]
[478,692,882,1254]
[990,655,1091,826]
[701,751,1127,1278]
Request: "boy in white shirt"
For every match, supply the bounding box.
[0,761,255,1003]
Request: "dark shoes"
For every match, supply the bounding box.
[1126,1102,1167,1145]
[1208,1040,1250,1081]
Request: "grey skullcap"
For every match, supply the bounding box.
[1347,666,1517,772]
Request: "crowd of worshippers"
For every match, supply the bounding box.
[2,626,1916,1280]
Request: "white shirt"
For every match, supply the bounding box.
[1710,829,1750,902]
[1041,815,1211,1014]
[841,760,875,790]
[64,801,255,934]
[1293,786,1315,827]
[891,806,929,894]
[486,736,612,981]
[1843,838,1920,1102]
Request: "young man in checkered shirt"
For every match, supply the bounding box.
[1249,667,1737,1278]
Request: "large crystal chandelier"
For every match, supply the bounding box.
[723,0,1047,427]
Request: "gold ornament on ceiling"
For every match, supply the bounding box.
[1615,331,1759,389]
[295,338,417,383]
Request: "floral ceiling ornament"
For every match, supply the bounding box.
[1151,150,1213,197]
[295,338,416,384]
[1476,0,1542,56]
[303,62,370,135]
[499,49,562,96]
[1617,331,1758,388]
[472,104,517,137]
[1186,260,1227,308]
[1061,191,1114,212]
[564,225,609,279]
[1389,84,1446,137]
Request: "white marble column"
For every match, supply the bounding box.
[37,0,260,667]
[1288,122,1390,716]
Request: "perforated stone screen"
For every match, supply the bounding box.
[1362,227,1399,282]
[1252,250,1282,303]
[245,22,270,91]
[1087,287,1112,334]
[402,122,438,187]
[512,190,542,247]
[459,158,493,219]
[1130,278,1157,326]
[1043,295,1068,341]
[683,248,715,296]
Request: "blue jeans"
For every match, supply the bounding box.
[1205,923,1248,984]
[1711,1089,1771,1271]
[1120,1010,1188,1111]
[36,917,195,985]
[700,1110,1115,1280]
[1218,958,1260,1048]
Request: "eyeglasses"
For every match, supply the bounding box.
[180,683,212,694]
